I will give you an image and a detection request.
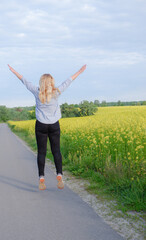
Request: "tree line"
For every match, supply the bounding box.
[0,100,145,122]
[94,100,146,107]
[0,106,35,122]
[0,101,97,122]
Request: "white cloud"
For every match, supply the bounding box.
[16,33,26,38]
[6,8,71,40]
[1,44,145,69]
[31,0,71,4]
[94,51,145,66]
[19,9,48,26]
[59,47,146,66]
[82,4,96,13]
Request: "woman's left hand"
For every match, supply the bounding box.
[79,64,87,74]
[8,64,15,73]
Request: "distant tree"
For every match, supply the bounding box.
[101,100,107,107]
[60,101,97,118]
[61,103,80,118]
[117,100,121,106]
[137,102,141,106]
[61,103,70,118]
[79,101,97,116]
[74,104,79,108]
[0,106,9,122]
[142,101,146,105]
[29,109,36,119]
[16,107,23,112]
[131,102,136,106]
[94,100,100,106]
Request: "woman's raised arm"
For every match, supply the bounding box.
[8,64,23,80]
[71,64,87,81]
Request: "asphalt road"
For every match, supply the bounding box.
[0,123,124,240]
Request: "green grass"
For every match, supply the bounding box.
[61,159,145,212]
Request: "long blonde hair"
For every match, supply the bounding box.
[39,74,60,104]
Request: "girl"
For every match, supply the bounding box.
[8,64,86,190]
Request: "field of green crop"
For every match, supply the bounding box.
[8,106,146,211]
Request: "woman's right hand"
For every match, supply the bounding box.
[8,64,23,80]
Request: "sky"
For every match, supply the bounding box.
[0,0,146,107]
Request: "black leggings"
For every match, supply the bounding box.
[35,120,62,177]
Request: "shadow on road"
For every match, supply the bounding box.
[0,175,61,193]
[0,175,38,192]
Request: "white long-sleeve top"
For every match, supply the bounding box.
[20,76,73,124]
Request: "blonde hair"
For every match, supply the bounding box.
[39,74,61,104]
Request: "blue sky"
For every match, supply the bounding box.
[0,0,146,107]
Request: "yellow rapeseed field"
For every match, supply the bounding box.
[9,106,146,182]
